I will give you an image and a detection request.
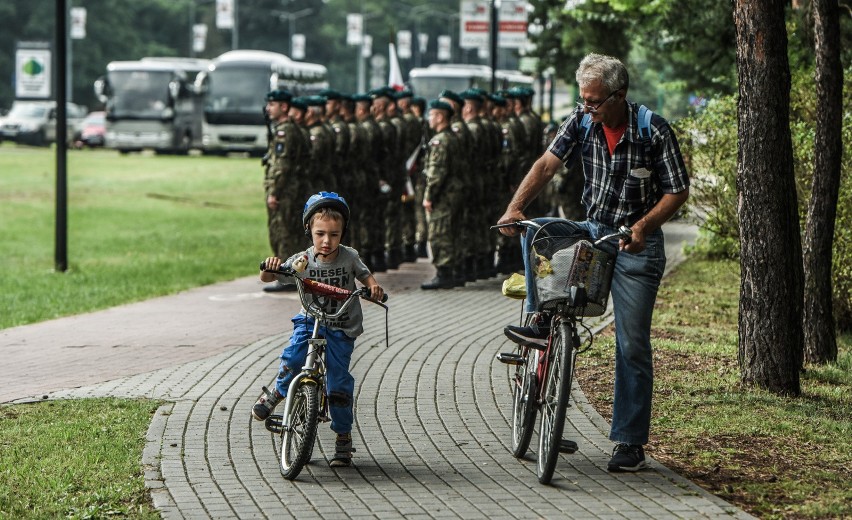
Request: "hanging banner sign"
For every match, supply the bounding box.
[347,14,364,46]
[418,33,429,54]
[70,7,87,39]
[216,0,234,29]
[397,30,412,59]
[292,34,306,60]
[437,35,452,61]
[193,24,208,53]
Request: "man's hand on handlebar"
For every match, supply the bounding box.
[496,209,526,237]
[620,226,645,253]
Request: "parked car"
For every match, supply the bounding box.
[75,111,106,148]
[0,100,86,146]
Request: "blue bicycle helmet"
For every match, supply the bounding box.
[302,191,350,234]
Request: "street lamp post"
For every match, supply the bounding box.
[279,8,313,58]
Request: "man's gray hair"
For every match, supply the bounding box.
[575,53,629,93]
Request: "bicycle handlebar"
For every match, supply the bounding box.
[260,261,389,304]
[491,220,632,246]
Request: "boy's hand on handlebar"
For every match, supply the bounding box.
[260,256,283,283]
[496,209,526,237]
[368,284,384,302]
[261,256,283,271]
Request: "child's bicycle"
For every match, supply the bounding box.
[493,220,631,484]
[259,260,388,480]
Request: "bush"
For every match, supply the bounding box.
[677,69,852,330]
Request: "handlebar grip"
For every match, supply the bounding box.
[380,293,389,303]
[259,261,267,271]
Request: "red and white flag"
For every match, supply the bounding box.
[388,43,405,91]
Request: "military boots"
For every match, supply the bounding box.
[420,267,456,290]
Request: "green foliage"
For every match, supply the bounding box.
[0,398,161,519]
[678,67,852,330]
[674,96,739,258]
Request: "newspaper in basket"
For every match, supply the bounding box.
[531,236,617,317]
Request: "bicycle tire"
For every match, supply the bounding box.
[536,322,575,484]
[279,380,319,480]
[511,349,537,458]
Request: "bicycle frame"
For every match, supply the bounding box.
[277,274,364,433]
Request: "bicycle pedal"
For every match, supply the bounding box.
[264,414,283,434]
[496,352,525,365]
[559,439,578,454]
[319,414,331,423]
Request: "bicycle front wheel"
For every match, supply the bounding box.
[280,380,319,480]
[511,348,538,458]
[537,322,575,484]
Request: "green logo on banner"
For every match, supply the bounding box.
[22,58,44,76]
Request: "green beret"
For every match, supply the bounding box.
[351,93,373,104]
[411,96,426,110]
[427,99,454,118]
[304,95,327,107]
[318,88,342,100]
[369,86,395,100]
[502,88,521,99]
[266,89,292,102]
[439,89,463,105]
[395,89,414,99]
[460,89,484,102]
[290,97,308,111]
[489,94,507,107]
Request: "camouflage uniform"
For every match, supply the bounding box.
[265,119,307,257]
[424,126,462,272]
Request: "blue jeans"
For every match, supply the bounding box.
[521,218,666,445]
[275,315,356,434]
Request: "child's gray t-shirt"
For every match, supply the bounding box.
[281,245,371,338]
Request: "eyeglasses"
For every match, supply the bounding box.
[576,86,624,114]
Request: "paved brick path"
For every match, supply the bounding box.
[2,222,755,519]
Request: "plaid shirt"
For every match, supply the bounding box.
[547,101,689,227]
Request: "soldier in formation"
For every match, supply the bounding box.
[260,85,562,290]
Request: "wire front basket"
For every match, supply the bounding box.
[530,221,617,317]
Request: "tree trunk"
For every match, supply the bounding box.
[803,0,841,364]
[733,0,803,395]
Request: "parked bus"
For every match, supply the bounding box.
[94,57,210,154]
[408,63,535,101]
[196,50,328,155]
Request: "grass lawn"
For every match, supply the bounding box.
[577,257,852,520]
[0,398,161,519]
[0,143,269,329]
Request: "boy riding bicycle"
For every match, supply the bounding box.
[252,191,384,467]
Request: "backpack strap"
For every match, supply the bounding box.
[581,105,653,142]
[580,112,592,140]
[637,104,653,140]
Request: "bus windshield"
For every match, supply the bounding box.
[206,66,269,115]
[107,70,172,118]
[409,77,479,102]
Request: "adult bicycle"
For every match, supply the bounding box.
[259,260,388,480]
[494,220,631,484]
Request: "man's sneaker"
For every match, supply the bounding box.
[607,443,648,472]
[329,433,354,467]
[251,386,282,421]
[504,320,550,350]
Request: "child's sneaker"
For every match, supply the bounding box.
[329,433,354,467]
[251,386,282,421]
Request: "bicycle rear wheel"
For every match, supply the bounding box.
[280,380,319,480]
[511,348,538,458]
[537,322,575,484]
